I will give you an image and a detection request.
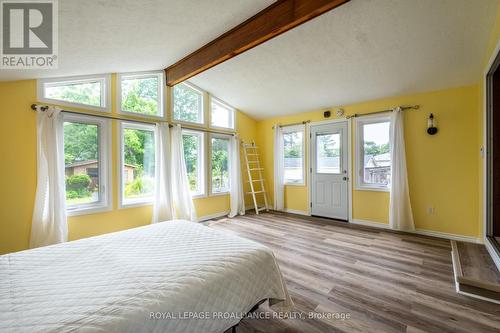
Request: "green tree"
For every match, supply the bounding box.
[63,123,98,164]
[364,141,390,156]
[173,84,200,122]
[121,78,158,115]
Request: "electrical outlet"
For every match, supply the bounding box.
[427,206,435,215]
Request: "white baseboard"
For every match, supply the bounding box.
[196,211,229,222]
[413,229,482,244]
[350,219,481,243]
[351,219,390,229]
[284,209,310,216]
[485,237,500,271]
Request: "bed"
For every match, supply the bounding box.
[0,220,292,333]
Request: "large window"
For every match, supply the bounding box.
[172,82,204,124]
[356,116,391,190]
[119,122,156,206]
[118,71,164,118]
[210,97,235,130]
[63,114,111,214]
[182,130,205,196]
[210,135,230,194]
[283,125,305,185]
[38,75,111,112]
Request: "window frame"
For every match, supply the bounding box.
[355,114,392,192]
[209,96,235,130]
[118,121,157,208]
[171,81,206,126]
[283,124,306,186]
[62,113,112,216]
[209,133,232,196]
[37,74,111,112]
[117,71,165,119]
[182,129,207,198]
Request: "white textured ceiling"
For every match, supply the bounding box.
[1,0,498,120]
[0,0,274,80]
[190,0,500,119]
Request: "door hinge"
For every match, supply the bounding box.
[310,202,312,208]
[310,167,312,173]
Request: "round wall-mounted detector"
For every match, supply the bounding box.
[336,108,345,117]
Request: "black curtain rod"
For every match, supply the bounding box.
[30,104,236,136]
[346,105,420,119]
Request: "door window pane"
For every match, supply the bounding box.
[64,122,100,206]
[317,133,341,174]
[211,137,230,193]
[283,131,304,184]
[183,131,204,195]
[173,83,204,124]
[122,126,155,204]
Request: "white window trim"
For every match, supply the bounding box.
[355,114,391,192]
[182,129,207,199]
[171,81,205,126]
[63,113,112,216]
[37,74,111,112]
[209,133,232,196]
[283,124,306,186]
[118,121,157,208]
[209,95,236,131]
[117,71,166,120]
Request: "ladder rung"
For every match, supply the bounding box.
[244,146,259,149]
[257,207,267,212]
[247,190,266,194]
[248,160,259,163]
[246,179,264,182]
[247,153,258,156]
[249,168,264,171]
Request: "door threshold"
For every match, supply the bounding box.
[311,215,348,222]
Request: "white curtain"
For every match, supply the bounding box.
[170,125,197,221]
[389,107,415,231]
[229,135,245,217]
[152,123,174,223]
[273,125,284,211]
[30,107,68,248]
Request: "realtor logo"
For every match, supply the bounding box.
[1,0,58,68]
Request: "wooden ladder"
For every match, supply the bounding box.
[242,141,269,214]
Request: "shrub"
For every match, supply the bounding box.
[66,174,91,191]
[125,177,154,197]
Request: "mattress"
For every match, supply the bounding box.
[0,220,292,333]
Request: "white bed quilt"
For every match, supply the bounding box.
[0,220,292,333]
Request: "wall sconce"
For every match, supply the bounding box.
[427,113,438,135]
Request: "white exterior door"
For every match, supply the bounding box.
[310,122,349,220]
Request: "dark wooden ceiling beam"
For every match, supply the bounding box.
[165,0,350,86]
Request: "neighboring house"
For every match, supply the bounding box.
[66,160,136,184]
[364,153,391,185]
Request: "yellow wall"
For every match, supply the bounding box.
[257,85,481,237]
[0,77,258,254]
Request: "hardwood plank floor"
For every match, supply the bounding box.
[212,212,500,333]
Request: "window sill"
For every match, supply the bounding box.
[38,97,110,113]
[192,193,208,200]
[119,200,154,209]
[210,191,230,197]
[285,182,306,187]
[67,205,112,217]
[118,109,166,120]
[355,185,390,192]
